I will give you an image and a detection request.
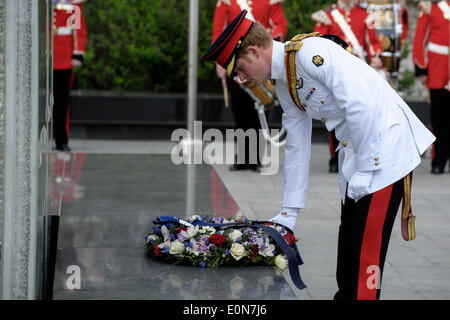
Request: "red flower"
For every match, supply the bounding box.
[248,244,259,259]
[264,222,274,226]
[209,234,227,247]
[284,232,297,246]
[177,227,187,233]
[153,244,162,257]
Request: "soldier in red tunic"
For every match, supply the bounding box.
[53,0,87,151]
[312,0,384,173]
[212,0,287,171]
[413,0,450,174]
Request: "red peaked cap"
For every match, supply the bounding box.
[202,10,254,76]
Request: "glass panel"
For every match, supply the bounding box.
[0,0,5,298]
[36,0,53,299]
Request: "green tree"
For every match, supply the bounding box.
[74,0,332,93]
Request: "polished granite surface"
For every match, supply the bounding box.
[52,153,296,299]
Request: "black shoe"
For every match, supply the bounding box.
[329,162,338,173]
[251,164,262,172]
[431,166,444,174]
[55,144,71,152]
[229,164,246,171]
[229,164,260,172]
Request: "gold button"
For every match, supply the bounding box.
[375,162,380,166]
[342,140,347,147]
[320,100,325,104]
[321,118,327,124]
[374,157,379,161]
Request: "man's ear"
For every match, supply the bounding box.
[246,45,260,58]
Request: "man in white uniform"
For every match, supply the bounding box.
[202,10,435,300]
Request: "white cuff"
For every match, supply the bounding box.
[282,207,300,216]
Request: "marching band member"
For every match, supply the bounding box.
[53,0,87,151]
[202,10,435,299]
[212,0,287,171]
[413,0,450,174]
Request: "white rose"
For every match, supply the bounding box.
[230,243,246,261]
[199,226,216,234]
[228,229,243,242]
[169,241,185,255]
[274,254,288,271]
[150,234,160,241]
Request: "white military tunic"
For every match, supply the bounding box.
[270,37,435,207]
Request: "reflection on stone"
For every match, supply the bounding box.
[53,154,296,300]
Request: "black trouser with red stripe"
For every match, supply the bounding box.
[328,130,339,168]
[53,69,73,148]
[334,177,405,300]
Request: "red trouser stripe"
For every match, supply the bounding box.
[328,132,335,157]
[357,184,393,300]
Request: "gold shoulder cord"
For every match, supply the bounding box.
[284,32,319,112]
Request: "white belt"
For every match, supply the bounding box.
[56,3,73,11]
[428,42,449,55]
[56,26,72,36]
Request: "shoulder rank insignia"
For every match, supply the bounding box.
[312,55,324,67]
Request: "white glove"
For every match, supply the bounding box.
[348,170,373,201]
[270,207,300,230]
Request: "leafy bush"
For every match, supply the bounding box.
[74,0,332,93]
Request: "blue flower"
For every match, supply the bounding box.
[200,261,206,268]
[224,249,230,255]
[162,247,170,254]
[153,226,162,236]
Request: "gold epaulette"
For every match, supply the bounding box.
[284,32,319,112]
[289,32,320,44]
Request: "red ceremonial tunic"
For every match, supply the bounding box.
[413,1,450,89]
[313,3,382,59]
[212,0,288,42]
[53,0,87,70]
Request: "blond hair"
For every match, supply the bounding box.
[238,21,272,57]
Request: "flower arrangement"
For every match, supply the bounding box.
[144,215,298,271]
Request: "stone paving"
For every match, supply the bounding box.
[68,139,450,300]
